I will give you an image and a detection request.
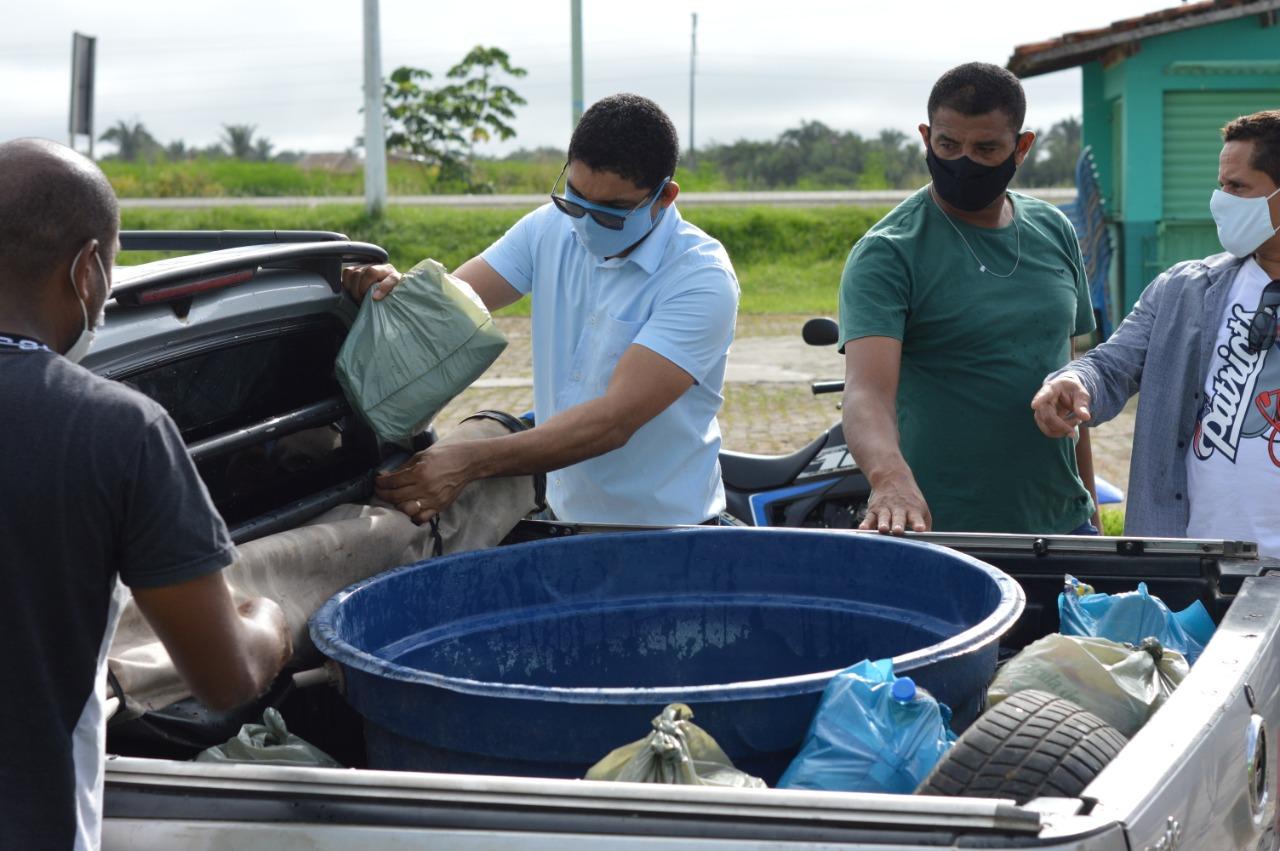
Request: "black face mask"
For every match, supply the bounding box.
[925,137,1018,212]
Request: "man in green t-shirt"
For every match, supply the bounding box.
[839,62,1098,535]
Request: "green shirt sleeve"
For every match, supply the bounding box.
[1062,215,1097,338]
[837,233,912,353]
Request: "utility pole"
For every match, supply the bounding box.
[688,13,697,169]
[362,0,388,215]
[571,0,584,128]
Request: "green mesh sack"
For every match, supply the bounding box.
[336,258,507,447]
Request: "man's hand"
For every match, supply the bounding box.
[860,471,931,535]
[237,596,293,669]
[341,263,402,303]
[132,574,292,711]
[1031,373,1092,438]
[375,441,476,524]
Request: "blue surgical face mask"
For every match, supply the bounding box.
[559,179,670,259]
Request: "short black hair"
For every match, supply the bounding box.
[567,94,679,190]
[927,62,1027,133]
[1224,110,1280,185]
[0,138,119,284]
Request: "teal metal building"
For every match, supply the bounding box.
[1009,0,1280,316]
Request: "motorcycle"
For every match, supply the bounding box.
[719,318,871,528]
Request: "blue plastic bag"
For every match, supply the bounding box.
[776,658,956,793]
[1059,575,1216,665]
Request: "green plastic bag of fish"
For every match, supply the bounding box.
[585,703,766,788]
[336,258,507,448]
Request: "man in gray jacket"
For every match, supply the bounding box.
[1032,110,1280,553]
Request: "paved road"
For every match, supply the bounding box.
[118,188,1077,210]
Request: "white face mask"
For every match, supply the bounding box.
[64,245,110,364]
[1210,186,1280,258]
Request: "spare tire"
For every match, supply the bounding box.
[916,689,1128,804]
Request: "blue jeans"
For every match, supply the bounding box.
[1068,521,1100,535]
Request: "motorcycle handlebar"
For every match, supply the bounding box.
[811,380,845,395]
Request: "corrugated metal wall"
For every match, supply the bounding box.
[1163,89,1280,218]
[1160,89,1280,269]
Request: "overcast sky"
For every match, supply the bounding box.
[4,0,1171,157]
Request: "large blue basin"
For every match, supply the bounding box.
[310,528,1023,784]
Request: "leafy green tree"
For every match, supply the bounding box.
[875,129,927,188]
[1013,117,1082,188]
[380,45,528,189]
[98,120,160,161]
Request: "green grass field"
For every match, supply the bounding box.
[101,158,721,198]
[120,204,886,316]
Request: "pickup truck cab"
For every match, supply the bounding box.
[96,233,1280,850]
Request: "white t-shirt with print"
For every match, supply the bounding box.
[1186,257,1280,555]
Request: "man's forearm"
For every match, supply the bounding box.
[1075,426,1102,529]
[842,387,914,487]
[459,395,635,481]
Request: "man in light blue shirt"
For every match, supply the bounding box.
[343,94,739,525]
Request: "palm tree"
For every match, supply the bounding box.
[98,120,159,161]
[221,124,257,160]
[252,137,275,162]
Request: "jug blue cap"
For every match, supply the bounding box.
[890,677,916,702]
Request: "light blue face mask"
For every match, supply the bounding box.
[554,173,671,259]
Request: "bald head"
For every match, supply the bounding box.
[0,138,119,288]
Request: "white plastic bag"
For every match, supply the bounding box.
[336,258,507,447]
[988,634,1187,737]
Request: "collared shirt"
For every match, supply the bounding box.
[1049,251,1249,538]
[482,202,739,524]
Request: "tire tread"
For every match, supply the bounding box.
[916,690,1128,804]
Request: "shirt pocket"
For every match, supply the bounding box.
[557,313,646,408]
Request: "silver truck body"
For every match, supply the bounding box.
[101,537,1280,851]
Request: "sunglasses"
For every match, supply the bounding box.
[1246,279,1280,354]
[549,163,669,231]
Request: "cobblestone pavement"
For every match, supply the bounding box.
[435,314,1137,504]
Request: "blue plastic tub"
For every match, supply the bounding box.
[310,528,1023,784]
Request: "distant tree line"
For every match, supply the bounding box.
[682,116,1082,190]
[496,116,1082,191]
[96,109,1082,193]
[97,120,303,163]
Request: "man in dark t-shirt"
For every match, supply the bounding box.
[0,138,291,851]
[838,63,1098,535]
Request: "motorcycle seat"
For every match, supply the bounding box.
[720,431,829,492]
